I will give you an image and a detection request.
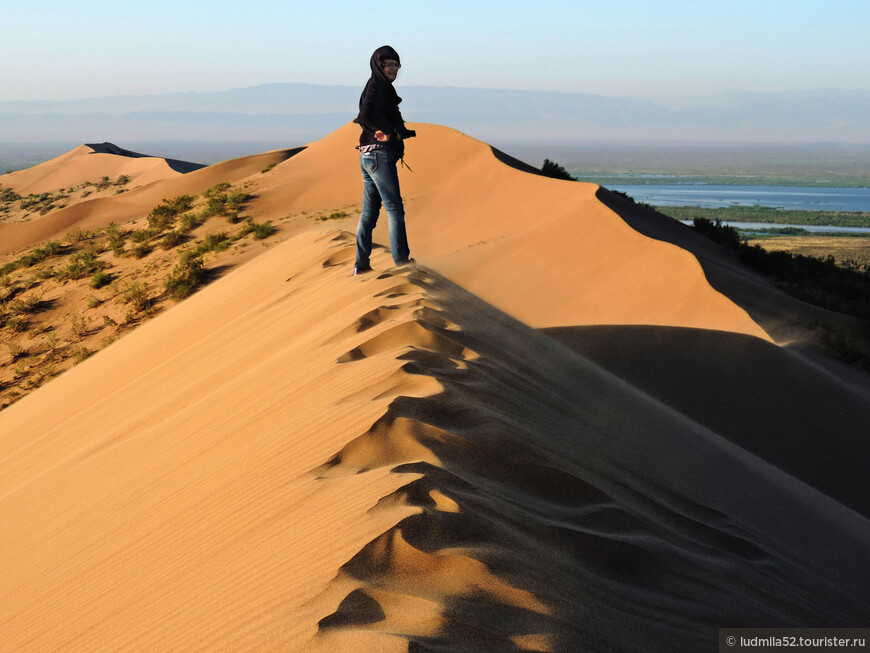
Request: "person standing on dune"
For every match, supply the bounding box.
[353,45,416,275]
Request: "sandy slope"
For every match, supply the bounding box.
[0,143,202,196]
[4,124,765,336]
[244,123,769,336]
[0,147,298,255]
[0,230,867,652]
[1,124,868,651]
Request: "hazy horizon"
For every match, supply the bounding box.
[3,1,868,102]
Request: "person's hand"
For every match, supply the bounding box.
[374,130,389,142]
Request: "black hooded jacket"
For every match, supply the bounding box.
[355,45,416,156]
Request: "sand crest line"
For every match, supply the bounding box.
[304,265,558,649]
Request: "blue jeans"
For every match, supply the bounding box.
[355,148,411,268]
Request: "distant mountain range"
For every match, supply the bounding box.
[2,84,869,144]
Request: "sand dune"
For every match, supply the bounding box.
[1,143,203,196]
[1,123,868,651]
[0,147,299,256]
[0,230,867,652]
[4,124,765,337]
[244,123,769,337]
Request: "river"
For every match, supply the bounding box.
[607,184,870,212]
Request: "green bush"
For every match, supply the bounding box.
[196,232,231,254]
[65,227,90,245]
[72,345,91,362]
[60,248,106,280]
[178,212,207,232]
[130,228,157,243]
[240,220,276,240]
[204,182,231,197]
[8,294,41,315]
[204,195,228,216]
[226,191,250,211]
[691,217,870,323]
[69,313,90,338]
[121,281,152,313]
[105,222,127,255]
[541,159,576,181]
[160,230,186,249]
[165,251,207,300]
[90,270,113,289]
[147,195,195,231]
[692,217,742,249]
[19,241,62,267]
[201,186,250,219]
[7,341,27,360]
[130,242,152,259]
[1,186,22,203]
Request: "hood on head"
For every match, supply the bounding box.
[370,45,401,84]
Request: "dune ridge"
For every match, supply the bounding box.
[228,123,771,337]
[4,123,768,337]
[2,122,869,651]
[0,143,203,196]
[0,147,299,255]
[1,230,867,652]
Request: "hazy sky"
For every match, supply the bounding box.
[3,0,868,102]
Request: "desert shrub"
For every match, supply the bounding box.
[541,158,576,181]
[165,251,207,300]
[19,241,62,267]
[38,332,59,355]
[204,182,231,197]
[226,191,250,211]
[196,232,231,254]
[261,162,277,174]
[20,192,54,213]
[129,228,157,243]
[87,295,102,309]
[65,227,90,245]
[147,195,194,231]
[204,194,228,217]
[8,294,41,315]
[71,345,91,362]
[4,315,27,333]
[692,217,742,249]
[130,242,152,259]
[201,186,250,219]
[115,174,131,186]
[90,270,113,289]
[96,176,112,190]
[105,222,127,255]
[0,186,21,203]
[7,341,27,360]
[178,212,207,232]
[69,313,90,338]
[692,217,870,325]
[120,281,152,314]
[240,220,276,240]
[317,210,349,222]
[103,315,118,327]
[60,247,106,280]
[160,230,186,249]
